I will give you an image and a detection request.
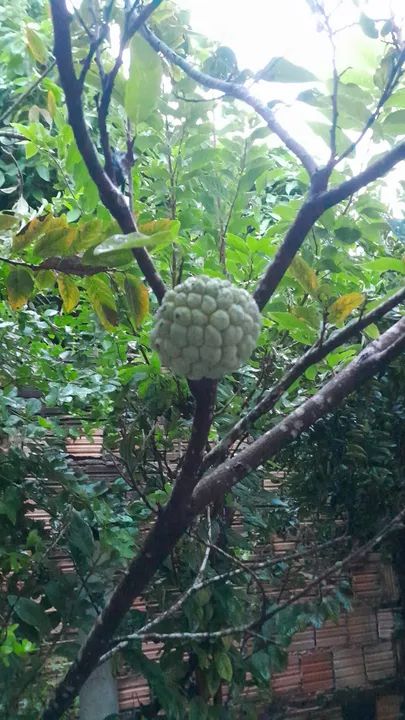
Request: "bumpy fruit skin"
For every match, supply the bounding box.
[150,276,261,379]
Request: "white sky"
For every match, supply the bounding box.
[179,0,405,212]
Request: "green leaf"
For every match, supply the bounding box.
[94,220,180,255]
[383,110,405,127]
[359,13,378,39]
[214,651,233,682]
[35,269,56,290]
[189,697,208,720]
[203,46,238,79]
[258,57,316,83]
[250,650,271,683]
[385,90,405,109]
[364,257,405,275]
[328,292,365,324]
[125,35,162,126]
[6,267,34,310]
[68,509,95,557]
[363,323,380,340]
[124,276,149,328]
[226,233,249,254]
[269,312,315,334]
[335,226,361,243]
[57,274,80,313]
[8,596,50,634]
[25,142,38,159]
[86,276,118,331]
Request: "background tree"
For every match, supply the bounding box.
[0,0,404,718]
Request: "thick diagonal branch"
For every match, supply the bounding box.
[49,0,165,303]
[191,316,405,512]
[202,285,405,471]
[142,25,317,177]
[41,315,404,720]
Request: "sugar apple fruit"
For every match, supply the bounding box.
[150,276,261,380]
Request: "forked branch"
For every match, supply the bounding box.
[42,315,405,720]
[203,285,405,471]
[49,0,165,303]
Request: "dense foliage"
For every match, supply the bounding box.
[0,0,404,718]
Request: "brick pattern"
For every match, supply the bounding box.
[28,433,401,718]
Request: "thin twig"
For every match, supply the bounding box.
[101,509,404,648]
[336,45,405,164]
[142,25,317,177]
[0,60,56,124]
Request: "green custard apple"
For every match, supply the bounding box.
[150,276,261,379]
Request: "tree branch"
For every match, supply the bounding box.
[140,25,405,311]
[0,60,56,125]
[101,509,403,653]
[202,285,405,471]
[41,312,404,719]
[336,46,405,165]
[0,256,110,277]
[49,0,165,303]
[253,139,405,309]
[97,509,213,665]
[142,25,318,177]
[97,0,163,181]
[191,316,405,512]
[41,378,216,720]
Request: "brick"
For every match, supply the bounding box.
[347,608,378,645]
[364,641,396,682]
[377,608,395,640]
[65,429,103,457]
[301,651,334,693]
[380,564,400,603]
[272,654,301,695]
[316,616,348,649]
[333,646,367,689]
[118,674,150,710]
[376,694,401,720]
[352,568,381,599]
[290,627,316,652]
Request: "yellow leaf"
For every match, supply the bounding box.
[25,25,47,65]
[139,219,173,235]
[0,213,19,232]
[13,215,53,251]
[34,219,76,258]
[124,276,149,327]
[86,276,118,331]
[47,90,56,119]
[57,274,80,313]
[289,255,318,294]
[13,215,77,257]
[7,267,34,310]
[328,292,365,324]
